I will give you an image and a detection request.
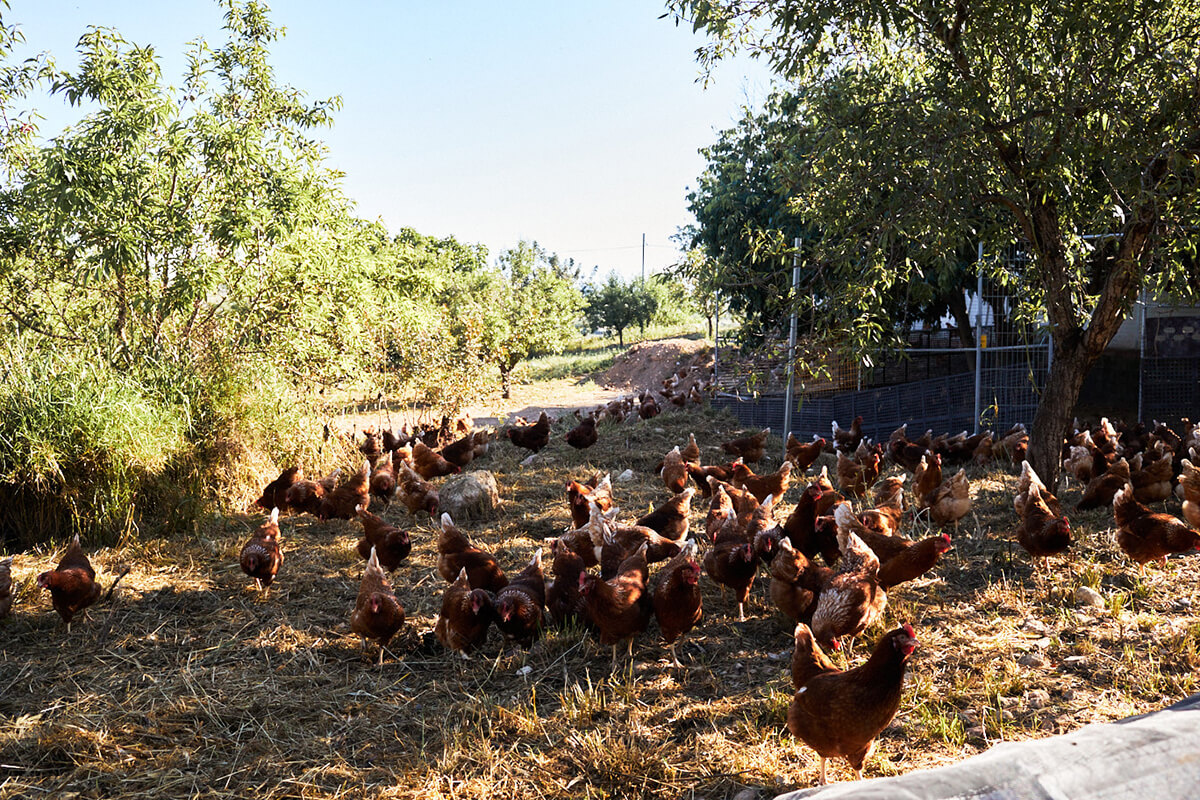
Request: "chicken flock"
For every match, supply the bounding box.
[7,406,1200,787]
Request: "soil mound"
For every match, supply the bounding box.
[598,337,713,392]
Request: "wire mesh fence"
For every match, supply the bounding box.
[712,244,1199,441]
[1139,303,1200,428]
[712,242,1052,441]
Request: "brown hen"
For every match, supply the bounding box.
[37,533,103,630]
[788,624,918,784]
[240,507,283,591]
[350,546,406,665]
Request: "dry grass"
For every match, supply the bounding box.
[1,408,1198,799]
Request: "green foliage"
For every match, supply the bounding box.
[682,91,985,347]
[0,1,502,542]
[0,334,189,546]
[583,273,659,346]
[670,0,1200,482]
[461,240,584,397]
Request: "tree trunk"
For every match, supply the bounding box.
[616,328,624,348]
[1028,338,1091,489]
[946,287,975,372]
[500,363,512,399]
[1024,196,1151,487]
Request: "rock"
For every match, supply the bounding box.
[1074,586,1106,608]
[1026,689,1051,709]
[733,789,761,800]
[616,469,636,483]
[520,454,538,468]
[1019,652,1047,668]
[438,470,500,523]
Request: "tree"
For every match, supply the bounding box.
[0,1,346,376]
[583,273,659,347]
[464,240,583,398]
[668,0,1200,484]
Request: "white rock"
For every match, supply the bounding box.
[516,665,533,677]
[520,454,538,467]
[1074,585,1106,608]
[616,469,636,483]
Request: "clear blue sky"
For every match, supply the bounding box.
[7,1,775,280]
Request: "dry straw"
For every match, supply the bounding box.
[1,408,1197,798]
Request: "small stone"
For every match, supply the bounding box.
[959,709,979,724]
[1061,688,1077,701]
[1022,618,1048,633]
[654,427,666,434]
[999,695,1020,709]
[1026,689,1051,709]
[520,454,538,467]
[1074,586,1106,608]
[1019,652,1047,668]
[1173,598,1192,611]
[966,725,987,740]
[616,469,636,483]
[1063,655,1088,665]
[733,789,761,800]
[517,665,533,677]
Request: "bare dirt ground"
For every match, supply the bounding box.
[335,338,714,434]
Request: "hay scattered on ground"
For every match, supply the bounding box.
[1,408,1197,799]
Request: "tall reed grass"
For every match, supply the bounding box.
[0,337,325,548]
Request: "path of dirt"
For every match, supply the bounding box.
[467,337,713,425]
[333,337,713,434]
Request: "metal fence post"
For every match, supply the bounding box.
[1137,289,1146,423]
[973,241,984,433]
[714,289,720,388]
[783,238,801,460]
